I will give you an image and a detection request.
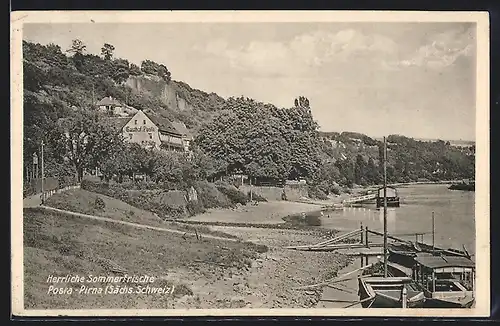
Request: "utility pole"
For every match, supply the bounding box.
[432,211,435,254]
[41,140,45,204]
[383,136,388,278]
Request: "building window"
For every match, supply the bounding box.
[143,120,146,125]
[134,120,137,125]
[148,133,152,139]
[129,134,133,139]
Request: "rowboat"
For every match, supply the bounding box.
[357,276,426,308]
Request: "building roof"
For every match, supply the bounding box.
[144,112,181,136]
[106,117,131,131]
[414,255,475,269]
[97,96,122,107]
[171,121,193,139]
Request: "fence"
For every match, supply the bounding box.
[41,184,81,202]
[23,177,59,198]
[23,175,79,198]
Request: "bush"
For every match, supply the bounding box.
[305,215,322,226]
[82,179,188,218]
[194,180,233,209]
[247,191,267,202]
[214,182,248,205]
[330,185,342,196]
[126,210,135,219]
[308,186,329,200]
[172,283,193,298]
[185,200,205,216]
[282,211,323,227]
[93,197,106,211]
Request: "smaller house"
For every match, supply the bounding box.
[97,96,138,117]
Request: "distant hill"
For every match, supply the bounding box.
[22,39,476,189]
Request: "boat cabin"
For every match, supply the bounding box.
[376,186,400,207]
[412,254,475,307]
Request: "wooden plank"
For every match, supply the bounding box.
[343,296,374,308]
[367,229,412,244]
[288,242,368,251]
[313,229,362,247]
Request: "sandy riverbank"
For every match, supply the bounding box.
[173,225,352,309]
[175,200,353,308]
[28,191,352,309]
[188,200,325,224]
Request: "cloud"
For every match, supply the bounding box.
[388,26,475,69]
[200,29,399,76]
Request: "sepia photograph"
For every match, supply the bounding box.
[10,11,490,317]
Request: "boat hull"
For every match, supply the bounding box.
[361,292,425,308]
[358,277,426,308]
[376,198,400,208]
[423,296,475,308]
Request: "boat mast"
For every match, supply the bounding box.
[383,136,388,278]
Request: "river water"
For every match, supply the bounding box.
[320,184,476,254]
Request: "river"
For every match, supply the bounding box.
[320,184,476,254]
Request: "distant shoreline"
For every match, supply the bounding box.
[353,180,467,192]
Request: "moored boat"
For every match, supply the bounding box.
[357,276,426,308]
[412,255,475,308]
[376,186,400,208]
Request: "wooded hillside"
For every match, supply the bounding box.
[23,39,475,198]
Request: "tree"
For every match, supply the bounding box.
[284,97,322,181]
[366,157,380,184]
[67,39,87,55]
[101,43,115,60]
[112,58,130,83]
[195,96,323,183]
[66,39,87,71]
[354,154,366,185]
[157,64,171,83]
[51,109,123,182]
[129,63,142,76]
[140,59,172,82]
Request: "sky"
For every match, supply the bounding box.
[23,22,477,141]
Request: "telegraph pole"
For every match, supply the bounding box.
[432,211,435,254]
[383,136,388,278]
[41,140,45,204]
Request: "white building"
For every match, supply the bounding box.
[97,96,138,117]
[108,110,189,152]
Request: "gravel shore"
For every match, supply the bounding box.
[173,225,352,309]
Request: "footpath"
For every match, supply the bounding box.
[23,193,43,208]
[23,185,81,208]
[31,204,241,243]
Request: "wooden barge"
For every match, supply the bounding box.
[376,186,400,208]
[387,243,475,308]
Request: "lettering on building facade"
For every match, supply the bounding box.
[124,126,157,133]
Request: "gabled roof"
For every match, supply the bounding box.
[106,117,131,131]
[414,255,475,269]
[97,96,122,107]
[143,112,181,136]
[171,121,192,139]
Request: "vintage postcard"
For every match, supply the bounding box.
[11,11,490,317]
